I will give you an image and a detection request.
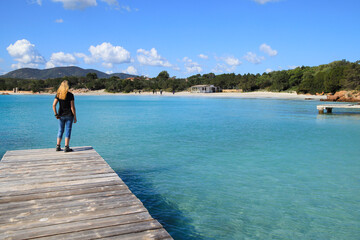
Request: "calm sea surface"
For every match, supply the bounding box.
[0,95,359,239]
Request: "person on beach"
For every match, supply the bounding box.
[52,80,77,152]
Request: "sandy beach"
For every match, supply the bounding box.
[1,90,327,100]
[129,91,327,100]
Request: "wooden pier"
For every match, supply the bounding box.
[317,104,360,114]
[0,146,172,240]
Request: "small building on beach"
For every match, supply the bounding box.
[190,85,219,93]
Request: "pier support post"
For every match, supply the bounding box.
[317,107,325,114]
[326,108,332,113]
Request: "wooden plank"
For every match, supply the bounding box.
[102,229,173,240]
[317,104,360,109]
[0,205,147,232]
[2,212,156,239]
[0,188,133,209]
[3,149,98,157]
[0,167,115,180]
[0,156,103,165]
[0,189,133,211]
[1,154,100,163]
[3,146,94,156]
[0,163,113,174]
[0,159,102,167]
[0,184,128,203]
[0,159,106,170]
[0,200,144,225]
[0,172,118,186]
[0,197,142,223]
[317,104,360,114]
[26,219,164,240]
[0,176,121,193]
[0,180,123,197]
[0,166,114,178]
[0,146,172,240]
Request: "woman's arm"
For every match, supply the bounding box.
[53,98,59,118]
[71,100,77,123]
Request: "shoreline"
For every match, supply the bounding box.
[0,90,327,101]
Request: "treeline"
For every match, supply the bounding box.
[185,60,360,94]
[0,60,359,94]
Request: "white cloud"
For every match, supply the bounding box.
[172,66,181,71]
[287,65,299,69]
[46,52,77,68]
[77,42,131,67]
[105,70,113,74]
[198,54,209,60]
[52,0,119,10]
[29,0,42,5]
[101,0,118,5]
[213,55,241,72]
[7,39,46,69]
[121,6,131,11]
[259,43,278,56]
[74,52,92,63]
[55,18,64,23]
[102,62,113,68]
[122,66,138,75]
[244,52,265,64]
[253,0,279,4]
[265,68,273,73]
[212,63,236,73]
[223,56,242,66]
[137,48,172,67]
[216,56,242,66]
[183,57,202,74]
[52,0,97,10]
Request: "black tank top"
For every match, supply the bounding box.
[55,92,74,117]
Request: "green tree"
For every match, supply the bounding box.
[30,81,41,93]
[157,71,169,80]
[288,68,303,88]
[342,62,360,90]
[0,79,5,90]
[270,71,290,91]
[86,73,98,80]
[324,67,343,93]
[298,71,314,93]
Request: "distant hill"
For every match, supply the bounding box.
[1,66,137,80]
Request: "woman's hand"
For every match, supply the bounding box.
[74,117,77,123]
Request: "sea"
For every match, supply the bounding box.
[0,94,359,239]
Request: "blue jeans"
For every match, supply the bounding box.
[57,116,74,139]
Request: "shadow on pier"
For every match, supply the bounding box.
[114,168,205,240]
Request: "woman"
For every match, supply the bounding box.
[53,80,77,152]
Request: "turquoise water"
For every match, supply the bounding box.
[0,95,359,239]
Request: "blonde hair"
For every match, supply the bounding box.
[57,80,69,100]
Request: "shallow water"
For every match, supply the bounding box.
[0,95,359,239]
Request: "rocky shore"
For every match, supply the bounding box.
[320,91,360,102]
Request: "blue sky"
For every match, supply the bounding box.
[0,0,359,78]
